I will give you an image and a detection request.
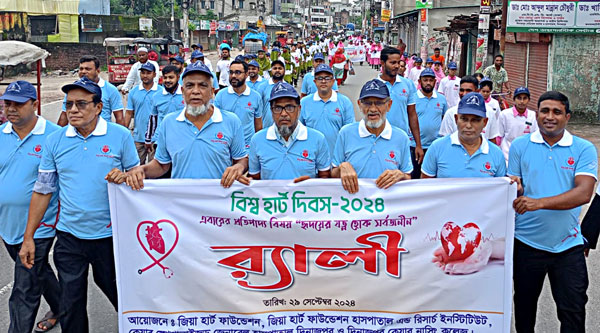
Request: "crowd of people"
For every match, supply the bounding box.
[0,31,599,333]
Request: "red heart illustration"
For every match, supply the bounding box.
[440,222,481,261]
[136,219,179,278]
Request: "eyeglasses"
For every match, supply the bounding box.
[65,100,95,110]
[230,70,246,76]
[360,100,389,107]
[272,105,297,114]
[315,76,333,82]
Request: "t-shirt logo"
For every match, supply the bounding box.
[567,157,575,166]
[248,102,252,107]
[402,89,406,94]
[216,132,224,139]
[302,150,309,158]
[484,162,491,170]
[33,144,42,153]
[436,103,440,107]
[335,108,340,113]
[101,145,111,154]
[389,151,395,159]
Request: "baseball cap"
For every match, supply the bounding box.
[403,52,409,57]
[0,81,37,103]
[447,62,457,70]
[426,57,434,63]
[314,53,325,61]
[314,64,333,75]
[434,60,441,65]
[169,55,185,63]
[458,92,487,118]
[61,77,102,99]
[415,57,423,63]
[269,82,299,102]
[420,68,436,77]
[220,43,231,50]
[234,55,246,62]
[191,50,204,59]
[513,86,530,98]
[359,79,390,100]
[258,49,265,53]
[271,59,285,68]
[181,61,212,79]
[272,47,280,52]
[248,60,259,68]
[139,62,156,72]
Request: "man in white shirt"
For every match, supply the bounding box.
[216,44,232,89]
[497,87,538,162]
[408,57,424,87]
[437,61,460,108]
[439,75,500,143]
[120,47,160,94]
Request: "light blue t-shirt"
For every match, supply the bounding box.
[62,79,124,123]
[214,85,263,147]
[249,123,331,179]
[301,71,339,95]
[38,117,140,239]
[410,90,447,148]
[260,78,285,129]
[150,85,186,141]
[300,91,355,155]
[0,118,60,244]
[508,130,598,253]
[247,76,267,94]
[377,75,416,134]
[421,132,506,178]
[332,120,413,178]
[154,107,248,179]
[126,83,161,143]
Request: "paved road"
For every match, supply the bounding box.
[1,62,599,332]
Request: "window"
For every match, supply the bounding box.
[232,0,235,8]
[201,0,206,8]
[239,0,244,8]
[210,0,215,9]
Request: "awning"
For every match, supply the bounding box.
[392,9,419,20]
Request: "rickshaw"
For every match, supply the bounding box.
[104,37,137,85]
[133,37,183,71]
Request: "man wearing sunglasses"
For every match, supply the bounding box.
[332,79,413,194]
[241,82,330,182]
[299,64,354,157]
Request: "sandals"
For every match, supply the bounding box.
[34,311,58,332]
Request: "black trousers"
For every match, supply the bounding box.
[53,231,118,333]
[4,238,61,333]
[513,239,588,333]
[410,147,427,179]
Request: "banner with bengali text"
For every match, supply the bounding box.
[108,178,516,333]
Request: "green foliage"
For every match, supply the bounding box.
[111,0,183,19]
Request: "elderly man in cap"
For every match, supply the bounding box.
[58,55,125,127]
[216,44,232,89]
[437,61,460,108]
[300,53,339,98]
[123,61,247,189]
[260,59,287,128]
[300,64,354,156]
[332,79,413,194]
[408,68,447,178]
[497,87,538,162]
[0,81,61,332]
[214,59,263,148]
[19,77,139,332]
[121,47,160,94]
[246,59,266,92]
[242,82,330,181]
[124,62,160,164]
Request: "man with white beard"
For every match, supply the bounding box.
[122,61,248,189]
[332,79,413,194]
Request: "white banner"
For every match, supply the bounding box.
[109,178,516,333]
[344,46,366,63]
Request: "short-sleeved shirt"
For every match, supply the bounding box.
[300,91,355,155]
[482,65,509,93]
[498,107,538,162]
[300,71,339,95]
[332,120,413,178]
[154,107,247,179]
[260,78,284,128]
[214,85,263,147]
[437,76,460,108]
[439,105,500,139]
[39,117,140,239]
[411,90,447,149]
[249,123,331,179]
[422,132,506,178]
[247,76,267,93]
[150,85,186,141]
[508,130,598,252]
[62,78,124,123]
[431,54,446,66]
[216,59,232,86]
[0,118,60,244]
[126,83,160,143]
[377,75,416,134]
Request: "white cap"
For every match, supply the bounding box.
[137,47,148,53]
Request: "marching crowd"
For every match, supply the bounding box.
[1,31,599,333]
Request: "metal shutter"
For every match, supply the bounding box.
[526,43,549,110]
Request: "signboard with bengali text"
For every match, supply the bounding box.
[507,1,600,34]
